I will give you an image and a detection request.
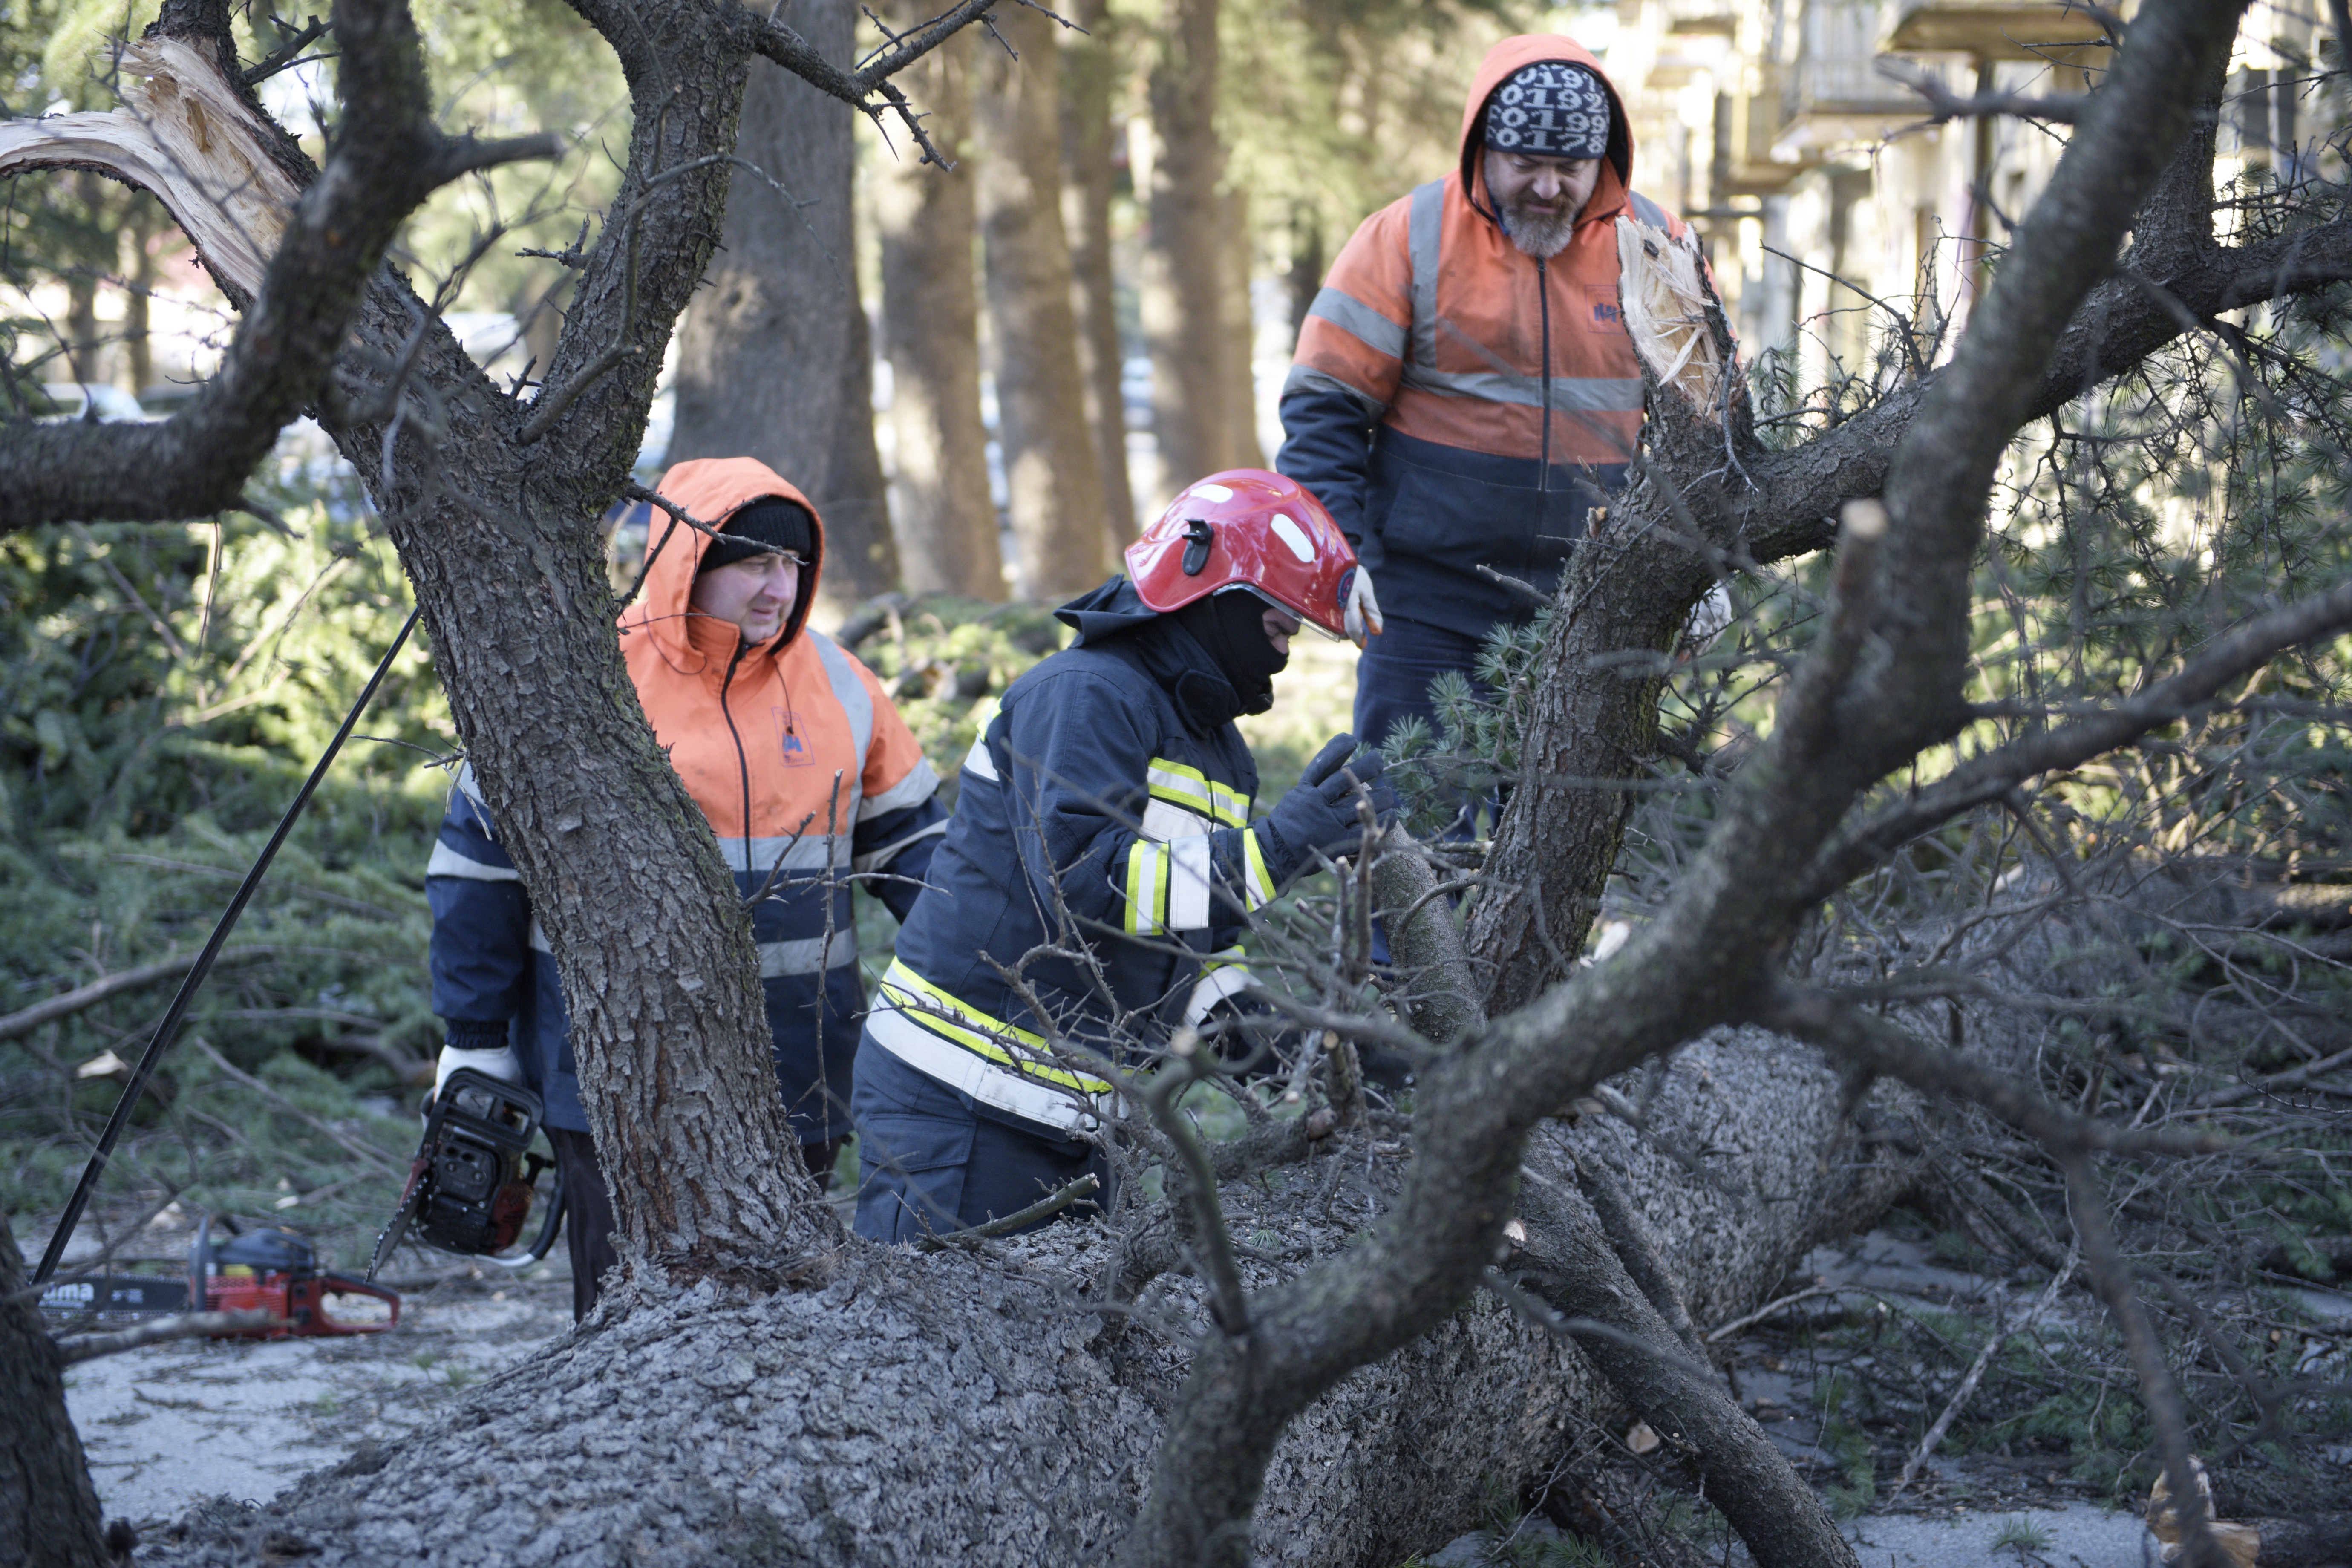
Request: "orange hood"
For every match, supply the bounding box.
[619,456,825,674]
[1457,35,1634,232]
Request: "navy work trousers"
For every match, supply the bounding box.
[1354,613,1500,841]
[849,1036,1109,1245]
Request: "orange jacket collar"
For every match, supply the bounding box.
[1457,35,1634,235]
[620,456,826,676]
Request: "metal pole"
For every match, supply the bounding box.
[34,605,424,1284]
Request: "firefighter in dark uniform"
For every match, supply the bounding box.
[850,470,1399,1242]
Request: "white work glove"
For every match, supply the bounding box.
[425,1041,522,1125]
[1343,568,1385,649]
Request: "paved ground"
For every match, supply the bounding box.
[55,1260,577,1529]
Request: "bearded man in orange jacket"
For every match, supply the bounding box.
[425,458,945,1317]
[1277,35,1696,819]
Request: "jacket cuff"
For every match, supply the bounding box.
[441,1018,512,1052]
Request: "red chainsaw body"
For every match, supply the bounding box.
[203,1265,401,1337]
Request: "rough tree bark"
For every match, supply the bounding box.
[0,1208,113,1568]
[1059,0,1138,546]
[876,24,1001,600]
[973,2,1111,597]
[130,1030,1910,1567]
[1143,0,1236,487]
[668,0,898,605]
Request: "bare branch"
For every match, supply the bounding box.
[0,948,282,1043]
[56,1309,280,1363]
[1876,55,2087,123]
[2061,1154,2232,1568]
[1759,983,2226,1158]
[0,0,560,531]
[239,14,331,86]
[1801,576,2352,899]
[914,1173,1101,1251]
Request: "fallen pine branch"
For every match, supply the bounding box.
[0,949,283,1042]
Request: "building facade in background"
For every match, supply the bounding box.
[1594,0,2322,395]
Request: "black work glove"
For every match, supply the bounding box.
[1259,733,1398,883]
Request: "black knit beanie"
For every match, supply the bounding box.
[1483,61,1611,161]
[699,498,814,573]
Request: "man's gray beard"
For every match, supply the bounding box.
[1502,201,1575,259]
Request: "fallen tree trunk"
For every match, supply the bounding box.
[140,1029,1916,1567]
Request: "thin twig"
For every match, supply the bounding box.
[1704,1283,1836,1344]
[914,1173,1101,1251]
[1888,1242,2078,1499]
[55,1309,280,1362]
[189,1037,405,1177]
[0,948,281,1042]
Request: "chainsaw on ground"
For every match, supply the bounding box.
[37,1215,401,1338]
[365,1067,565,1283]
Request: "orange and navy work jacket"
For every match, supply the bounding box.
[1277,35,1691,639]
[425,458,945,1144]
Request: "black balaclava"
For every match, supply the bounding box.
[1173,588,1290,716]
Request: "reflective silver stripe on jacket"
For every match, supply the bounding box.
[758,928,860,978]
[721,833,848,874]
[1396,365,1646,411]
[425,840,520,882]
[864,1006,1104,1134]
[1281,364,1384,421]
[807,629,872,826]
[860,755,939,821]
[1407,179,1444,370]
[853,818,948,875]
[1306,286,1407,361]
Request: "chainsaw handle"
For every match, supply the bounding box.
[316,1273,401,1333]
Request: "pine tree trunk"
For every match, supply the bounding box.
[875,28,1002,601]
[131,1032,1915,1568]
[1060,0,1138,547]
[973,1,1112,598]
[0,1210,112,1568]
[668,0,898,606]
[1143,0,1230,488]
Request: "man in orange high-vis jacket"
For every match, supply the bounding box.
[1277,35,1701,808]
[426,457,945,1316]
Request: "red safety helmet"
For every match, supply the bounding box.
[1126,470,1358,638]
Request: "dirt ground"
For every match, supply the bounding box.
[51,1248,577,1531]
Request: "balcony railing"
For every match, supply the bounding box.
[1882,0,2113,63]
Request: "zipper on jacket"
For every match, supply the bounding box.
[1536,254,1553,498]
[718,642,755,893]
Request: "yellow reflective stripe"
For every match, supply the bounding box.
[876,960,1110,1094]
[1146,758,1248,828]
[1124,839,1171,934]
[1243,827,1276,910]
